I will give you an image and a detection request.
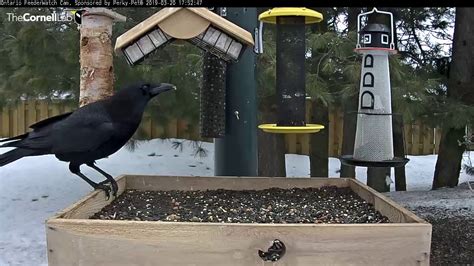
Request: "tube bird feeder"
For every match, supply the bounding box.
[340,8,409,168]
[258,8,324,134]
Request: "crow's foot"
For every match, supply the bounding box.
[98,179,118,197]
[94,183,111,200]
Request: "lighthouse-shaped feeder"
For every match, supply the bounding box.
[340,8,409,168]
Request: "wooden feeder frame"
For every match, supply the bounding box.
[46,175,431,265]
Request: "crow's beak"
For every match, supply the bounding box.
[150,83,177,96]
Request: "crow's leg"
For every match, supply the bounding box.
[69,163,111,199]
[86,162,118,197]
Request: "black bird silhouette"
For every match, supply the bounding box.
[0,82,176,198]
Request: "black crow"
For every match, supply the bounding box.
[0,82,176,198]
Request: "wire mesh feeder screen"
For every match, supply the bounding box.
[200,52,227,138]
[276,16,306,127]
[353,113,394,161]
[123,27,172,66]
[340,111,408,168]
[188,26,244,63]
[353,52,394,161]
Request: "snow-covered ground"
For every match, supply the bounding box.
[0,138,472,266]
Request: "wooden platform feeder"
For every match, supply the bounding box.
[46,175,431,265]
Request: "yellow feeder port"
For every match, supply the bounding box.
[258,7,323,24]
[258,124,325,134]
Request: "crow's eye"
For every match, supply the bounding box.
[140,84,150,95]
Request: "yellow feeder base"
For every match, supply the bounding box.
[258,124,325,134]
[258,8,323,24]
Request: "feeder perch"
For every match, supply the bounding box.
[258,124,324,134]
[258,8,325,134]
[114,8,254,65]
[340,8,409,168]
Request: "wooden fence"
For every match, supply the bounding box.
[0,100,441,156]
[283,108,441,156]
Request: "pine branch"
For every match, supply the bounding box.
[171,140,184,152]
[465,164,474,176]
[411,25,427,65]
[170,139,209,158]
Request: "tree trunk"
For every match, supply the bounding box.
[433,8,474,189]
[79,8,125,107]
[307,7,330,177]
[258,97,286,177]
[346,7,361,32]
[433,127,466,188]
[340,100,358,178]
[391,12,406,191]
[393,115,407,191]
[310,99,329,177]
[340,7,361,178]
[367,167,391,192]
[309,7,329,33]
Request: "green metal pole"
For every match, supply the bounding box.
[214,7,258,176]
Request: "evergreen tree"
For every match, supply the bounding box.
[0,8,80,103]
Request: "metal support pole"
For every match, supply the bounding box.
[215,8,258,176]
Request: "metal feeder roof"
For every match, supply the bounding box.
[258,7,323,24]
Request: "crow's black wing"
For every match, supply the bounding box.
[49,104,117,154]
[29,112,73,129]
[50,121,115,154]
[6,102,115,153]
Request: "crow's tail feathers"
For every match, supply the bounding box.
[0,148,39,167]
[0,133,29,148]
[0,133,28,143]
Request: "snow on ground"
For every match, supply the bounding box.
[386,187,474,218]
[286,153,473,191]
[0,138,473,266]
